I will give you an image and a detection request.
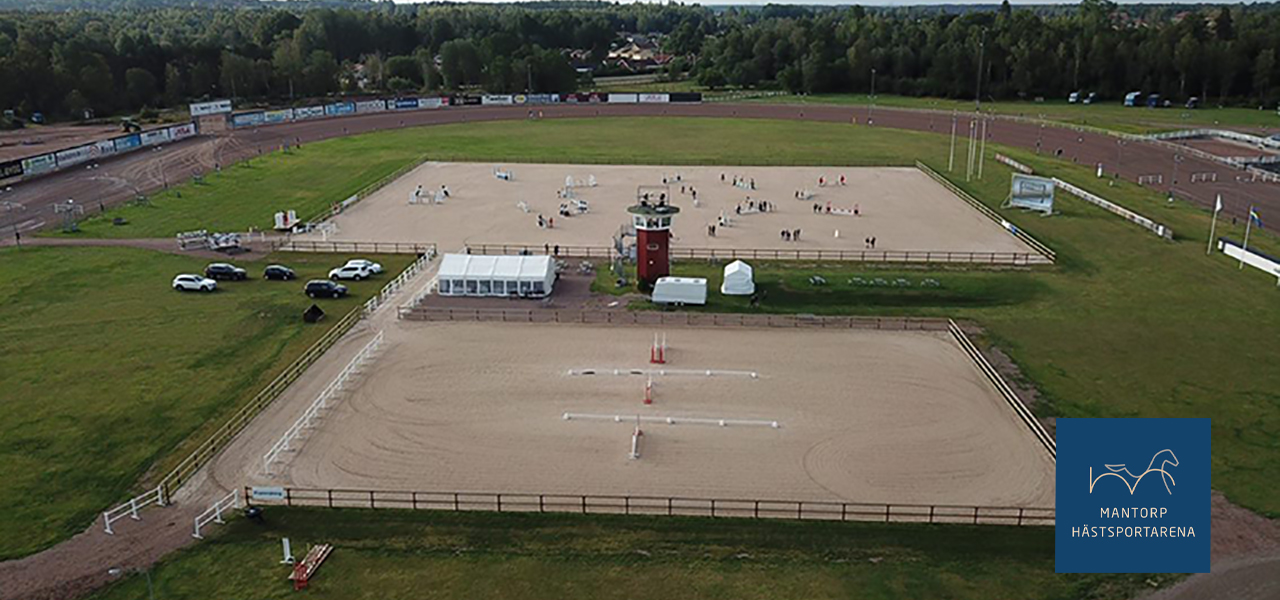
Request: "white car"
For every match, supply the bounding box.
[173,274,217,292]
[344,259,383,274]
[329,264,372,280]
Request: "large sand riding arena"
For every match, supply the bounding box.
[270,321,1056,509]
[310,162,1037,256]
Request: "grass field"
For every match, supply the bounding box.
[755,93,1280,135]
[53,117,1280,519]
[0,247,414,559]
[87,508,1173,600]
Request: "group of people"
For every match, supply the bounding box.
[721,173,756,190]
[817,175,847,187]
[812,201,859,216]
[793,189,814,201]
[536,214,555,229]
[780,228,802,242]
[735,198,774,215]
[863,236,878,249]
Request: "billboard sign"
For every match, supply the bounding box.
[169,122,197,140]
[230,112,265,129]
[113,134,141,153]
[294,106,325,120]
[55,145,94,168]
[249,486,287,501]
[608,93,639,104]
[1007,173,1056,215]
[639,93,670,103]
[92,139,117,158]
[324,102,355,116]
[21,153,57,176]
[263,109,294,124]
[393,98,420,110]
[0,159,22,180]
[189,99,233,117]
[482,94,514,106]
[450,95,482,106]
[356,100,388,113]
[139,128,172,146]
[525,94,556,104]
[668,92,702,103]
[418,97,445,109]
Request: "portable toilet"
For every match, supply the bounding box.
[1124,92,1142,107]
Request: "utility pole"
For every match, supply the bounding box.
[949,115,957,172]
[978,117,988,179]
[869,68,877,124]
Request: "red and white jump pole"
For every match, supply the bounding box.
[649,333,667,364]
[644,376,653,405]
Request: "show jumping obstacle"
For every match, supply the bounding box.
[650,333,667,364]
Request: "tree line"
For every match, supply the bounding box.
[1,0,1278,123]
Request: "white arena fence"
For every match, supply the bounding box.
[302,154,430,224]
[245,486,1055,527]
[948,319,1056,460]
[102,485,166,534]
[462,242,1052,266]
[1052,178,1174,241]
[915,161,1058,263]
[193,488,242,539]
[399,307,953,331]
[363,250,436,315]
[263,330,385,473]
[271,240,438,255]
[563,412,780,428]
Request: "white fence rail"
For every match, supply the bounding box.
[563,412,781,428]
[193,488,242,539]
[948,320,1056,459]
[1052,178,1174,240]
[364,251,436,316]
[262,330,385,473]
[102,485,166,534]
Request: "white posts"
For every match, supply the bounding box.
[282,538,296,564]
[102,485,166,535]
[193,488,242,539]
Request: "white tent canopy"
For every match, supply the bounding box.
[720,260,755,296]
[437,254,556,298]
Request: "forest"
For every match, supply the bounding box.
[0,0,1277,121]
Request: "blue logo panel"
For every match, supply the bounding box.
[1056,418,1210,573]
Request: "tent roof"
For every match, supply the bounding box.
[439,254,553,280]
[724,260,753,277]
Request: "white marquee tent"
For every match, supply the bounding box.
[720,260,755,295]
[437,254,556,298]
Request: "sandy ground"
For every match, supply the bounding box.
[306,163,1037,256]
[259,322,1056,508]
[0,123,122,162]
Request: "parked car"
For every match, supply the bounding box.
[329,263,372,280]
[343,259,383,274]
[205,263,248,281]
[305,279,348,298]
[263,265,296,281]
[173,274,217,292]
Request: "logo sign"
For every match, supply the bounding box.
[250,486,287,501]
[0,159,22,180]
[1056,418,1210,573]
[189,99,232,117]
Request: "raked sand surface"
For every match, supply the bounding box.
[308,162,1037,256]
[271,322,1056,508]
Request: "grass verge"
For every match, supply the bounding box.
[0,247,415,559]
[87,507,1177,600]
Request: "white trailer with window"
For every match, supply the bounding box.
[436,254,556,298]
[652,276,707,306]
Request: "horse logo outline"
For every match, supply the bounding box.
[1089,449,1179,495]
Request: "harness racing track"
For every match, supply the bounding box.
[4,102,1278,238]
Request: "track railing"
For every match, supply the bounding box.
[914,161,1058,263]
[246,486,1054,527]
[102,485,166,534]
[302,154,430,225]
[193,488,242,539]
[263,330,385,473]
[272,240,439,255]
[399,307,951,331]
[461,242,1051,266]
[364,250,436,315]
[948,320,1056,460]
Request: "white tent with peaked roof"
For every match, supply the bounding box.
[720,260,755,296]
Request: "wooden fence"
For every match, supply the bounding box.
[462,242,1051,266]
[399,307,951,331]
[246,486,1054,527]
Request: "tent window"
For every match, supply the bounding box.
[532,281,545,294]
[451,280,464,294]
[520,281,533,293]
[439,280,451,294]
[507,281,519,294]
[479,280,491,294]
[466,280,478,294]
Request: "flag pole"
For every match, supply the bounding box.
[1206,194,1220,255]
[1239,205,1253,270]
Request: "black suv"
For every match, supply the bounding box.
[305,279,348,298]
[264,265,296,281]
[205,263,248,281]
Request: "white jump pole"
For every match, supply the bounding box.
[644,376,653,405]
[630,424,642,460]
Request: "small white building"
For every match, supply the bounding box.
[436,254,556,298]
[720,260,755,296]
[652,276,707,306]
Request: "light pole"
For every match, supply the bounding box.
[975,28,986,112]
[868,68,877,124]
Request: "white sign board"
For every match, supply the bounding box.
[250,486,287,501]
[189,99,233,117]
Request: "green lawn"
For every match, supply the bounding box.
[755,93,1280,135]
[0,247,414,559]
[86,508,1173,600]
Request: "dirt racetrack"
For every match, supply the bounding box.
[4,101,1279,240]
[260,322,1056,509]
[317,162,1036,256]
